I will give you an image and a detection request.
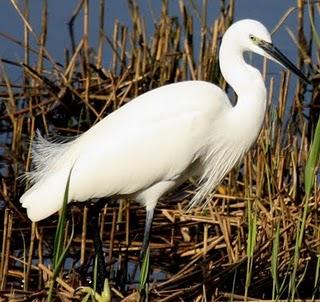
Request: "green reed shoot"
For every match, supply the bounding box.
[271,218,280,300]
[245,199,257,299]
[289,197,308,300]
[48,168,74,301]
[307,0,320,48]
[308,117,320,299]
[139,246,150,298]
[289,106,320,300]
[306,3,320,298]
[80,279,111,302]
[304,115,320,200]
[313,255,320,300]
[79,253,111,302]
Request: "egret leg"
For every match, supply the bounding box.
[88,199,107,293]
[140,207,155,264]
[138,207,155,302]
[131,206,155,282]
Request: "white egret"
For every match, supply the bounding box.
[20,19,309,285]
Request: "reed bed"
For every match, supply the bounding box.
[0,0,319,301]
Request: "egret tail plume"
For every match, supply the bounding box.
[21,131,76,221]
[28,131,75,183]
[20,169,71,221]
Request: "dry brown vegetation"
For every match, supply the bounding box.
[0,0,319,301]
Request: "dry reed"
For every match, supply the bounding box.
[0,0,319,301]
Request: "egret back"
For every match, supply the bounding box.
[20,81,230,221]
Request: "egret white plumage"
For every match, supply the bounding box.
[20,19,309,281]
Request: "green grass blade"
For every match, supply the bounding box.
[53,168,72,267]
[81,292,91,302]
[305,117,320,198]
[101,279,111,302]
[289,197,309,301]
[289,110,320,300]
[245,200,257,299]
[271,218,280,300]
[307,0,320,48]
[139,246,150,289]
[306,114,320,300]
[48,167,73,302]
[312,255,320,300]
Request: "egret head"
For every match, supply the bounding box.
[226,19,310,83]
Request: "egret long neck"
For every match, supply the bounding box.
[219,38,267,103]
[219,34,267,143]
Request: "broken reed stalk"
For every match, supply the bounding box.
[0,0,318,301]
[0,209,12,290]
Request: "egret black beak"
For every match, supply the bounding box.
[258,40,310,84]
